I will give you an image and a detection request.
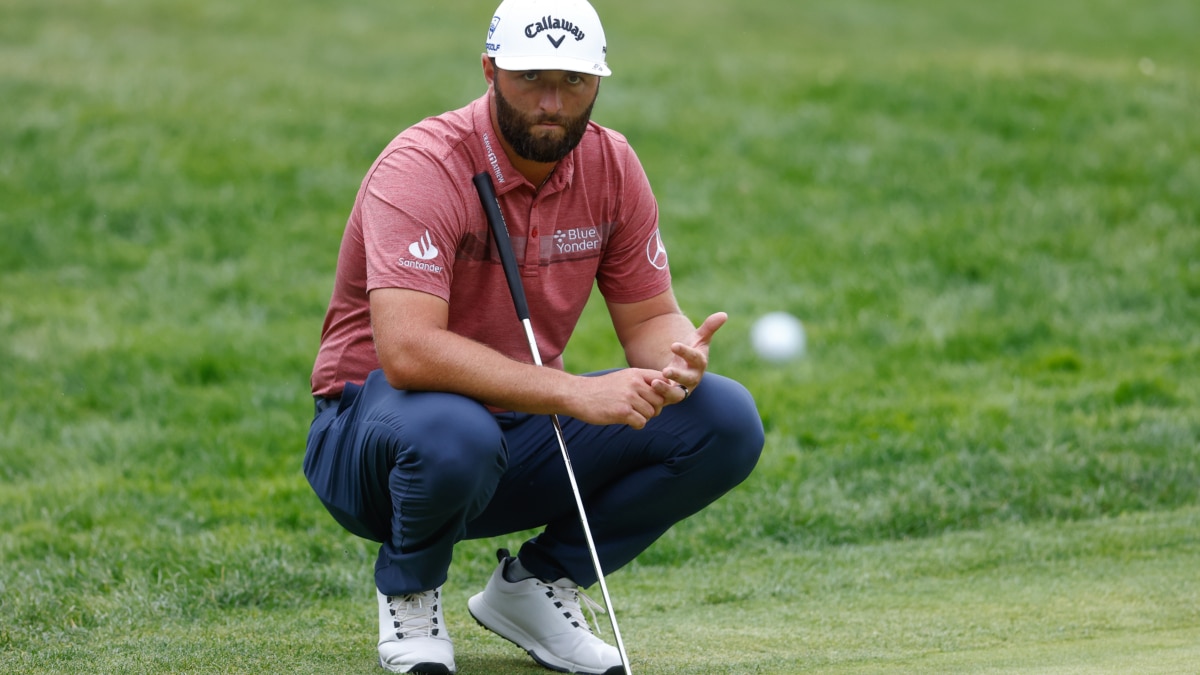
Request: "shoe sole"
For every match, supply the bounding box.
[468,595,623,675]
[378,656,453,674]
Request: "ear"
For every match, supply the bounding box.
[481,54,496,86]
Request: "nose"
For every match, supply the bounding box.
[536,83,563,116]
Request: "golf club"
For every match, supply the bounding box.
[473,171,633,675]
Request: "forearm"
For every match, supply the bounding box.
[379,326,668,428]
[370,288,677,426]
[377,326,577,414]
[370,288,577,413]
[618,311,696,370]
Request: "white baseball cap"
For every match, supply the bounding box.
[485,0,612,77]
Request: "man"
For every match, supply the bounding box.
[304,0,764,672]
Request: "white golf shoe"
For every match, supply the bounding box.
[468,552,622,675]
[377,588,455,674]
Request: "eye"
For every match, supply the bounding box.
[521,72,539,82]
[566,74,583,85]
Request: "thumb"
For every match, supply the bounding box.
[693,312,728,346]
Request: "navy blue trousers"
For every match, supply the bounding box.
[304,369,763,595]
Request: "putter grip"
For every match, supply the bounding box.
[473,172,531,322]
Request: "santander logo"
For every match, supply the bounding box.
[408,231,440,260]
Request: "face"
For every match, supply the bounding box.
[492,68,600,163]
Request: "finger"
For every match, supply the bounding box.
[631,377,667,416]
[645,385,668,416]
[671,340,704,364]
[662,313,725,382]
[633,368,669,387]
[628,397,659,426]
[662,344,706,385]
[652,378,688,405]
[693,312,728,346]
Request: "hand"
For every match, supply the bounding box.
[566,368,670,430]
[656,312,727,405]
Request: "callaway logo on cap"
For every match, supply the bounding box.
[485,0,612,77]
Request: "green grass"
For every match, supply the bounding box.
[2,0,1198,672]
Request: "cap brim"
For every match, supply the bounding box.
[494,55,611,77]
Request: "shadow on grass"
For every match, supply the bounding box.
[454,654,550,674]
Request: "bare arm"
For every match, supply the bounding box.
[370,288,669,428]
[607,289,727,405]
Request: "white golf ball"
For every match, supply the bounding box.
[751,312,806,362]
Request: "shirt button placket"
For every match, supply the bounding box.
[526,200,541,276]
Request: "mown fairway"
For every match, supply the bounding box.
[2,0,1198,672]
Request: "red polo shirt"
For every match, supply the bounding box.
[311,92,672,398]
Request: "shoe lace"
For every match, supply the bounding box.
[386,589,442,639]
[542,580,607,636]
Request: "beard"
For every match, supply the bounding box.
[494,78,597,163]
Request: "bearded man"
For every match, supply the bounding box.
[303,1,763,672]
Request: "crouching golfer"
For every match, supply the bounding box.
[304,0,763,672]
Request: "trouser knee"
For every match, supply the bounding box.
[681,374,765,490]
[304,372,508,542]
[388,403,509,501]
